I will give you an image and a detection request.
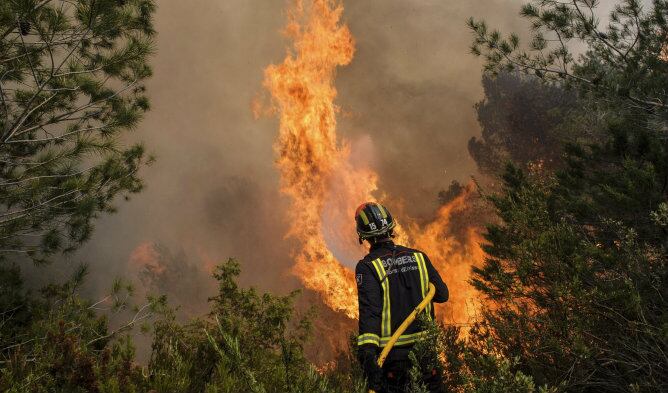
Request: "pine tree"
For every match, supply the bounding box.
[0,0,156,264]
[465,1,668,391]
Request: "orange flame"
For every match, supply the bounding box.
[264,0,484,325]
[263,0,372,319]
[408,185,485,326]
[129,242,165,275]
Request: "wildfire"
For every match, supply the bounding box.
[129,242,165,275]
[263,0,371,319]
[409,185,486,325]
[263,0,484,326]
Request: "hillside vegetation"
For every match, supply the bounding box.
[2,0,667,392]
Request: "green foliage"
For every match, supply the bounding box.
[462,1,668,392]
[146,258,366,393]
[468,160,667,391]
[468,0,668,116]
[0,258,369,392]
[1,3,563,391]
[407,316,553,393]
[0,264,166,392]
[461,355,550,393]
[4,1,667,392]
[0,0,156,264]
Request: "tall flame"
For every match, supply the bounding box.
[264,0,372,319]
[409,186,486,325]
[263,0,484,325]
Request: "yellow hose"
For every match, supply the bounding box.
[369,283,436,393]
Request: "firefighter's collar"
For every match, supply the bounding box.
[370,239,395,252]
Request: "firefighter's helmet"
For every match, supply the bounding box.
[355,202,396,242]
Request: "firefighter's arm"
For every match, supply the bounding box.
[424,254,449,303]
[355,261,383,390]
[356,261,383,345]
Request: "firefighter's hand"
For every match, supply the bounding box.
[359,346,383,390]
[367,367,384,391]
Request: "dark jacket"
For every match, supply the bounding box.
[356,240,448,363]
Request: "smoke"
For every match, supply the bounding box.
[49,0,528,345]
[337,0,527,219]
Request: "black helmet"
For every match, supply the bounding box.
[355,202,396,242]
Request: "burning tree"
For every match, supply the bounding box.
[0,0,155,264]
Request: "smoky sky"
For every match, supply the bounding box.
[67,0,530,300]
[339,0,528,221]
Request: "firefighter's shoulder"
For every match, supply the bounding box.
[354,255,377,287]
[355,254,376,271]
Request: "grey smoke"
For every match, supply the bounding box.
[65,0,528,303]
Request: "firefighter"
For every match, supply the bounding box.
[355,202,449,393]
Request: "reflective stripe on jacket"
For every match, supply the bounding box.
[355,241,448,353]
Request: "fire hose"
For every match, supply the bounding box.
[369,283,436,393]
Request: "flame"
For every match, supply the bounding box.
[129,242,165,275]
[263,0,371,319]
[408,185,485,326]
[263,0,484,325]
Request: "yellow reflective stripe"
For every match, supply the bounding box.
[359,210,370,225]
[376,203,388,218]
[392,336,424,346]
[380,331,425,344]
[383,266,391,337]
[414,252,426,299]
[415,253,432,319]
[422,254,433,318]
[379,331,429,347]
[357,333,380,346]
[380,259,392,338]
[420,253,433,318]
[371,258,391,338]
[394,331,428,345]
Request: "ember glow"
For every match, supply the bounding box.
[263,0,484,325]
[129,242,165,275]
